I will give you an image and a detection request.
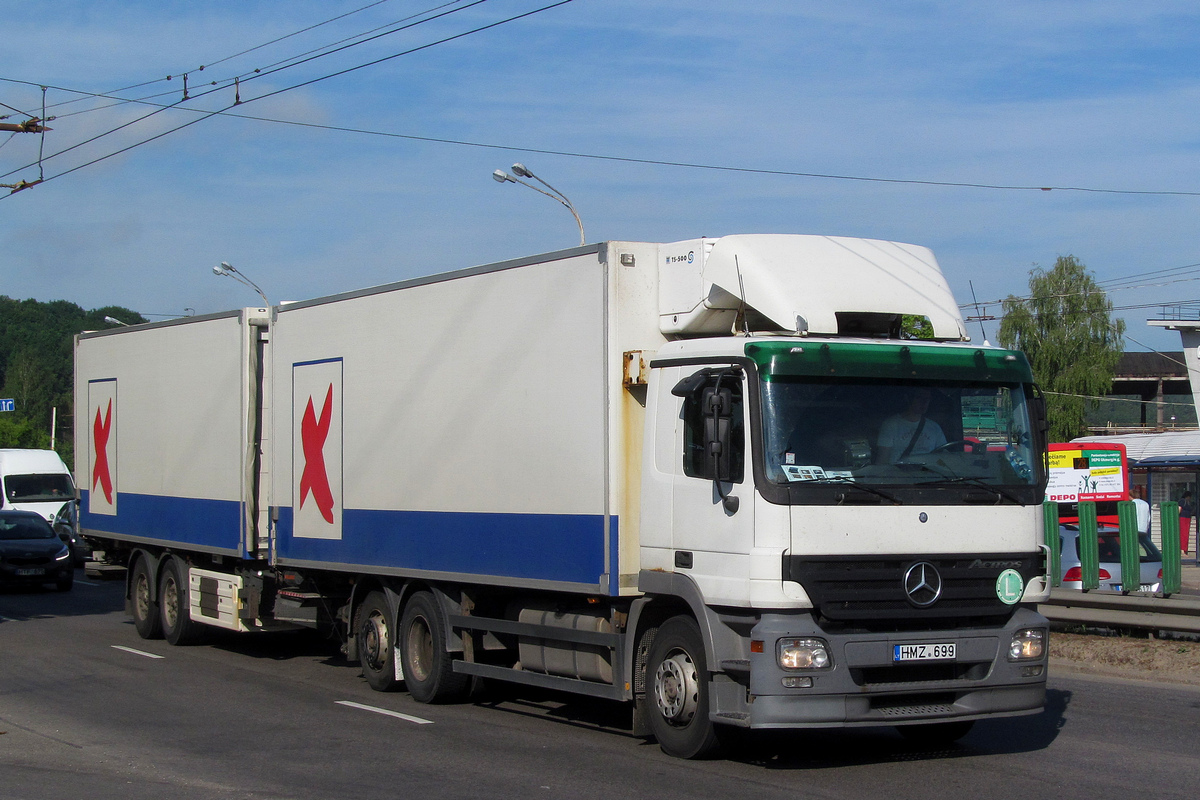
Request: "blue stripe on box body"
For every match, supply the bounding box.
[276,506,611,590]
[80,489,615,592]
[80,490,243,553]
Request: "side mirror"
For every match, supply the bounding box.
[702,385,740,513]
[703,387,736,482]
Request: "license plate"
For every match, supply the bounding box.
[1111,584,1153,592]
[15,568,45,576]
[894,642,956,662]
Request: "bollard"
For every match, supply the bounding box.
[1078,501,1099,591]
[1116,500,1141,593]
[1160,500,1181,596]
[1043,502,1061,587]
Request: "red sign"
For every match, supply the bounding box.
[92,399,114,504]
[299,384,335,524]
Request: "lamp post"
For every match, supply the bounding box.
[103,316,129,326]
[492,162,585,246]
[213,261,270,307]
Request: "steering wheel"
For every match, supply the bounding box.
[930,439,986,455]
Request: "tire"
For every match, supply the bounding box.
[131,557,163,639]
[159,557,201,646]
[356,591,401,692]
[55,569,74,592]
[646,616,721,759]
[399,591,469,704]
[897,720,975,746]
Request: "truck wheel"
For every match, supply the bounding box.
[356,591,401,692]
[399,591,469,704]
[646,616,721,759]
[131,557,163,639]
[897,720,974,746]
[159,558,201,646]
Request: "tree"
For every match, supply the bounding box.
[998,255,1125,442]
[0,296,146,460]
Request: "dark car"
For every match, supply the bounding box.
[0,509,74,591]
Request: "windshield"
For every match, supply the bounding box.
[0,515,56,540]
[4,473,74,504]
[761,377,1039,488]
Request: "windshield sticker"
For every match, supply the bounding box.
[784,452,796,465]
[782,465,828,482]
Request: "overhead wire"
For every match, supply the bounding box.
[32,0,413,115]
[0,0,497,182]
[0,0,484,180]
[0,0,575,194]
[4,0,1200,201]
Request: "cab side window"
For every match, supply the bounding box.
[681,376,745,483]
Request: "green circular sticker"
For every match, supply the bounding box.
[996,569,1025,605]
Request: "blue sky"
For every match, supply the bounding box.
[2,1,1199,351]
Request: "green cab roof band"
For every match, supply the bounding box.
[745,340,1034,383]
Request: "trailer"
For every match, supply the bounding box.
[76,235,1052,758]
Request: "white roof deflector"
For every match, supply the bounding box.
[659,234,969,340]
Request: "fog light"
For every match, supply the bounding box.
[782,676,813,688]
[1009,628,1045,660]
[778,637,832,670]
[1020,665,1044,677]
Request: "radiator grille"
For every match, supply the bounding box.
[785,554,1038,628]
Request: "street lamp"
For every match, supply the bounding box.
[213,261,270,307]
[103,316,129,326]
[492,162,585,246]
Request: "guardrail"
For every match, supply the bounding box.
[1040,500,1199,632]
[1044,500,1183,594]
[1040,588,1200,634]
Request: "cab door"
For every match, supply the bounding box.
[669,366,755,605]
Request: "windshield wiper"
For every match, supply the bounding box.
[811,477,901,505]
[918,475,1026,506]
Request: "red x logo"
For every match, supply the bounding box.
[299,384,335,524]
[92,399,114,504]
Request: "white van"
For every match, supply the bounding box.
[0,449,76,518]
[0,449,85,563]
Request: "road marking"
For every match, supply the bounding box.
[112,645,165,659]
[76,579,101,586]
[336,700,433,725]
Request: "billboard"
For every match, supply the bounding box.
[1045,442,1128,504]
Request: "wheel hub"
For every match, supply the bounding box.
[405,615,433,682]
[135,574,151,618]
[162,577,179,627]
[362,612,389,670]
[653,651,699,725]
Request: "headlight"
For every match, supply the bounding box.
[55,546,72,561]
[778,637,832,670]
[1009,628,1045,660]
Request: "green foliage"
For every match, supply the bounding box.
[900,314,935,340]
[0,296,146,459]
[998,256,1125,441]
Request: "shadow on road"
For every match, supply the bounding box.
[469,683,1071,766]
[719,688,1070,768]
[0,567,125,622]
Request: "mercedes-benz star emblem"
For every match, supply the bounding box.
[903,561,943,607]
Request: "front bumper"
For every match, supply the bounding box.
[731,606,1048,729]
[0,562,74,585]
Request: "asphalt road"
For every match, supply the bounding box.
[2,572,1198,800]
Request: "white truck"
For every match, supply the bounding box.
[75,234,1050,758]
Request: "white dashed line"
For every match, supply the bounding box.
[112,645,165,659]
[336,700,434,725]
[75,580,101,586]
